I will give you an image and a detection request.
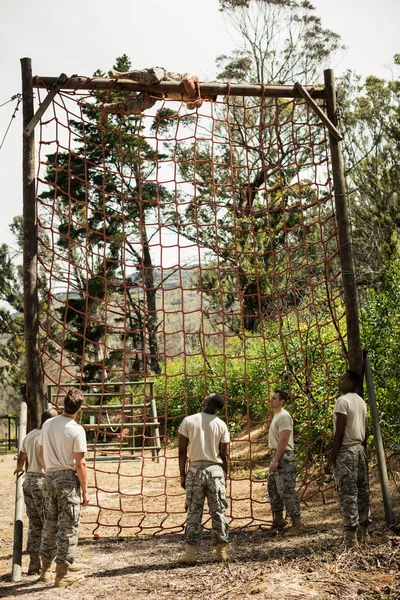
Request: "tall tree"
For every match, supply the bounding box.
[159,0,342,332]
[339,67,400,290]
[40,55,172,381]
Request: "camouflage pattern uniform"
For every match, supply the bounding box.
[22,473,45,553]
[40,470,81,565]
[334,444,371,530]
[104,67,165,115]
[185,463,229,545]
[267,450,300,517]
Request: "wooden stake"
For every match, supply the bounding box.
[11,398,27,582]
[364,352,393,528]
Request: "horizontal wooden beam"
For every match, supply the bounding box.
[33,75,325,99]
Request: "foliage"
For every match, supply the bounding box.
[361,259,400,449]
[155,308,346,463]
[155,1,343,332]
[339,69,400,290]
[217,0,343,84]
[39,54,173,380]
[0,218,24,386]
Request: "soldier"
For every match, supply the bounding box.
[14,408,58,575]
[178,392,230,565]
[102,67,217,120]
[38,389,89,587]
[325,370,371,548]
[267,389,301,533]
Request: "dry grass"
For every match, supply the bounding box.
[1,452,400,599]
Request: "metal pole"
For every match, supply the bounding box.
[21,57,44,429]
[324,69,362,375]
[12,398,28,582]
[364,353,394,528]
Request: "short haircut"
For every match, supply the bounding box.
[205,393,225,412]
[40,408,57,427]
[64,389,84,415]
[273,389,289,405]
[346,370,361,389]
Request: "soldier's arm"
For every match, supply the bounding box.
[325,413,347,473]
[178,434,189,490]
[270,430,291,472]
[219,442,230,478]
[39,444,46,472]
[74,452,90,506]
[14,451,27,475]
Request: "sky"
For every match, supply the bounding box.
[0,0,399,264]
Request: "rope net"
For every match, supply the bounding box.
[34,77,347,536]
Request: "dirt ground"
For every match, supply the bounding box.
[1,452,400,600]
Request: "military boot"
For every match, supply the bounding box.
[359,524,370,544]
[272,511,287,529]
[178,544,197,566]
[39,559,52,583]
[288,515,302,535]
[344,530,358,548]
[54,564,84,588]
[28,551,41,575]
[216,543,229,562]
[68,562,86,572]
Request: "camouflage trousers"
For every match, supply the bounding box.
[40,470,81,565]
[23,473,45,553]
[267,451,300,517]
[334,444,371,530]
[185,463,229,546]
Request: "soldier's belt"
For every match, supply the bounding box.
[189,462,223,473]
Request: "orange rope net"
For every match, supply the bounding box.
[35,77,347,536]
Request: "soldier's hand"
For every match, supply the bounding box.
[269,461,278,473]
[14,469,23,476]
[180,474,186,490]
[324,461,333,475]
[82,492,90,507]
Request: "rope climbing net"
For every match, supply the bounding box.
[34,76,348,536]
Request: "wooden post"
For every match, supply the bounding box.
[12,397,28,582]
[324,69,362,375]
[364,353,393,527]
[21,58,44,429]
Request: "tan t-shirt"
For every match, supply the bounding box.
[21,428,43,474]
[39,415,87,472]
[268,408,294,451]
[333,392,366,446]
[179,412,230,464]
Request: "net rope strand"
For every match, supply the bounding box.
[35,78,348,537]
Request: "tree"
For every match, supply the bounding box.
[39,54,174,381]
[159,0,343,332]
[0,218,25,424]
[338,68,400,290]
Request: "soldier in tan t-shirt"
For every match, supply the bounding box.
[267,389,301,533]
[325,370,371,548]
[14,408,57,575]
[178,392,230,565]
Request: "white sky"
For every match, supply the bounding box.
[0,0,399,265]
